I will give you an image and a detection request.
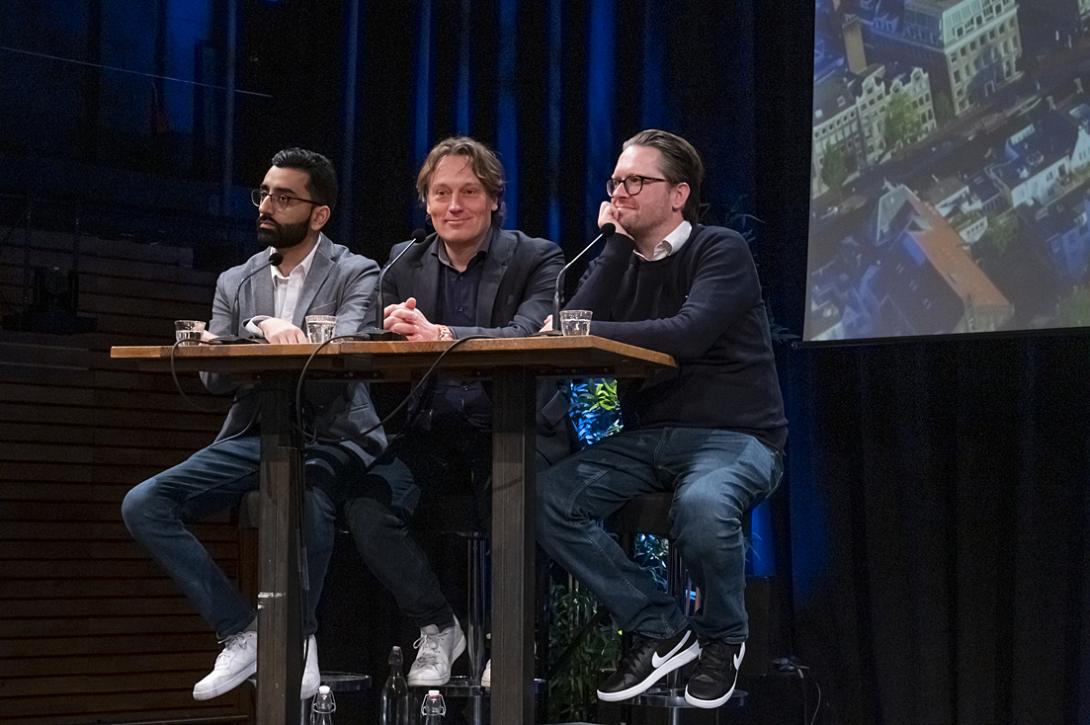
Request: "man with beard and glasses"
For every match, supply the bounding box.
[122,147,385,702]
[536,130,787,709]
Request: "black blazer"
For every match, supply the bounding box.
[381,227,562,338]
[380,226,572,464]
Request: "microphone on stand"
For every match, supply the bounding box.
[548,223,615,334]
[357,229,428,339]
[210,251,285,344]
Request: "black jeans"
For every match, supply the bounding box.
[343,425,492,629]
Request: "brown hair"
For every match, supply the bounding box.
[623,129,704,222]
[416,136,505,221]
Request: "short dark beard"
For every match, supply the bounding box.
[256,216,309,250]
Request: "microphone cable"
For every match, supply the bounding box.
[292,334,490,446]
[169,339,269,414]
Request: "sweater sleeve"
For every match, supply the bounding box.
[586,228,763,360]
[565,234,637,316]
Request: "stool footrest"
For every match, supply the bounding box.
[319,671,371,693]
[629,685,747,709]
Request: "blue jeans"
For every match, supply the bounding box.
[536,427,782,643]
[121,435,356,638]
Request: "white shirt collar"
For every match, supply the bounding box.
[269,237,321,282]
[634,220,693,261]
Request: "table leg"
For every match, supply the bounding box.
[257,380,303,723]
[491,368,536,724]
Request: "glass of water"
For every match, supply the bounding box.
[305,315,337,344]
[559,309,593,336]
[174,320,206,345]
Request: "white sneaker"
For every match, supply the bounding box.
[301,635,321,700]
[480,659,491,688]
[193,631,257,701]
[407,617,467,687]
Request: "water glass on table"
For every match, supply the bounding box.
[175,320,206,345]
[305,315,337,344]
[559,309,592,336]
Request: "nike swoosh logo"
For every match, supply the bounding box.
[733,642,746,669]
[651,632,690,668]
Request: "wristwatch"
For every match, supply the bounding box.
[437,325,454,341]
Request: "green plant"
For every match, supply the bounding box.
[546,580,621,722]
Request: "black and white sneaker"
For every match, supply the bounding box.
[596,629,700,702]
[684,640,745,709]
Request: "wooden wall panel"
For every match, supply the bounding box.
[0,231,253,723]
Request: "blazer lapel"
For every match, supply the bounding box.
[251,256,276,322]
[410,239,442,321]
[476,228,510,326]
[291,234,334,327]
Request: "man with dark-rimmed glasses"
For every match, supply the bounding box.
[536,129,787,709]
[122,147,385,702]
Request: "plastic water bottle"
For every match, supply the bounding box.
[420,689,446,724]
[379,645,410,725]
[309,684,335,724]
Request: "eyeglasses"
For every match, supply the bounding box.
[606,175,669,197]
[251,188,321,210]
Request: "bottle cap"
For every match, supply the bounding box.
[389,645,403,665]
[427,689,440,696]
[318,685,331,695]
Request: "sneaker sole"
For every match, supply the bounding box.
[683,676,739,709]
[596,639,701,702]
[300,637,320,700]
[407,631,468,687]
[192,661,257,701]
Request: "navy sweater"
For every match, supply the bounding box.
[567,224,787,451]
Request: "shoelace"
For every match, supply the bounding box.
[413,632,441,666]
[216,632,251,666]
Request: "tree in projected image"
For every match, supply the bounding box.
[883,90,924,153]
[1057,286,1090,326]
[976,214,1019,261]
[820,143,851,200]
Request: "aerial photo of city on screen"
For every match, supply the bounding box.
[805,0,1090,340]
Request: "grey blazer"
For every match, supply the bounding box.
[201,233,386,466]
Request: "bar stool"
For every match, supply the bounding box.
[237,490,372,719]
[413,490,550,724]
[605,492,749,723]
[413,491,490,725]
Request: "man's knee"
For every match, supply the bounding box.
[121,479,160,534]
[345,496,404,554]
[671,488,742,551]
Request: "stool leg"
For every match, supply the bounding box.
[466,536,487,680]
[467,535,487,725]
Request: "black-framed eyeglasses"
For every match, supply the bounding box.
[606,175,669,197]
[251,188,321,210]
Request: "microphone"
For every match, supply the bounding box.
[550,223,615,333]
[222,251,284,341]
[358,229,428,339]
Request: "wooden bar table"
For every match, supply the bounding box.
[112,336,675,724]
